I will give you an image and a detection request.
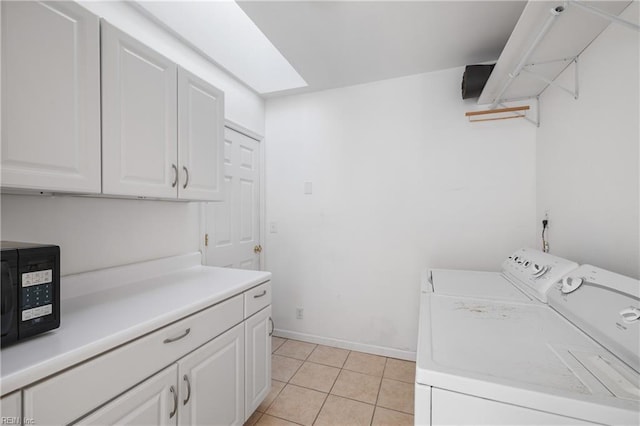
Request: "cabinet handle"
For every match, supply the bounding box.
[269,317,274,337]
[183,166,189,189]
[253,290,267,298]
[169,385,178,419]
[171,164,178,188]
[163,328,190,344]
[183,374,191,405]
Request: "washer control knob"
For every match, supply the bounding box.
[619,307,640,324]
[561,276,584,294]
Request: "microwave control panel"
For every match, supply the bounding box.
[21,263,54,322]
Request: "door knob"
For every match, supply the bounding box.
[254,245,263,254]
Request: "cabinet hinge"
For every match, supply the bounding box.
[205,233,209,247]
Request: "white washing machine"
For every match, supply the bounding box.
[415,263,640,425]
[422,248,579,302]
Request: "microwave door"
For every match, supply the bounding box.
[1,258,16,338]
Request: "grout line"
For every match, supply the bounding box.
[262,412,305,426]
[374,359,386,407]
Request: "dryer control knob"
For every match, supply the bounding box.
[619,307,640,324]
[561,276,584,294]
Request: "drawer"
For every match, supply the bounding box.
[244,281,271,318]
[24,294,243,425]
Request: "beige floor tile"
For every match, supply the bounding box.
[289,361,340,393]
[272,336,287,353]
[272,355,303,382]
[330,369,381,404]
[377,378,415,414]
[307,345,350,368]
[244,410,263,426]
[258,380,287,412]
[314,395,374,426]
[266,384,327,426]
[343,351,386,376]
[383,358,416,383]
[255,414,300,426]
[371,407,414,426]
[275,340,317,360]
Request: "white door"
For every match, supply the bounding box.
[205,127,261,269]
[1,1,101,193]
[79,365,178,425]
[244,306,272,420]
[177,67,224,201]
[101,21,178,199]
[178,323,245,426]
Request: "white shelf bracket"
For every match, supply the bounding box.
[497,96,540,127]
[569,0,640,32]
[521,56,579,100]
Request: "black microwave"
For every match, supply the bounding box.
[1,241,60,346]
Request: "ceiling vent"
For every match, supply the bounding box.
[461,64,495,99]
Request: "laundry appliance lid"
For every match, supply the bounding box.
[416,292,640,424]
[428,269,531,302]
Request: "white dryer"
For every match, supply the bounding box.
[415,264,640,425]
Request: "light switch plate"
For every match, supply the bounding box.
[304,181,312,195]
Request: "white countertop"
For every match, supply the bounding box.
[0,253,271,396]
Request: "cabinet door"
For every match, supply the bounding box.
[101,21,178,198]
[1,1,101,193]
[177,67,225,201]
[79,365,178,426]
[244,306,272,420]
[0,391,21,419]
[178,323,244,426]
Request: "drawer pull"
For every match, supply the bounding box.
[164,328,191,344]
[183,374,192,405]
[253,290,267,299]
[169,385,178,418]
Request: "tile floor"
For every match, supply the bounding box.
[245,337,416,426]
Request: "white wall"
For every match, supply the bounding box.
[0,195,199,276]
[536,2,639,278]
[1,1,265,276]
[265,67,537,357]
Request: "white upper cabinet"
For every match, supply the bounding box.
[101,20,178,199]
[178,67,225,201]
[1,1,101,193]
[101,23,224,201]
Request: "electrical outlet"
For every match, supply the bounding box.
[296,308,304,319]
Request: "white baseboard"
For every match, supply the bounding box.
[273,328,416,362]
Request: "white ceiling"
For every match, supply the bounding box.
[237,1,527,96]
[136,1,528,97]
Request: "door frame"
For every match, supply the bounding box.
[199,120,265,270]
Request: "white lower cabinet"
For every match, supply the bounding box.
[0,391,21,419]
[79,365,178,425]
[16,284,271,425]
[245,306,272,419]
[178,323,245,426]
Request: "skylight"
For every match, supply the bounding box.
[135,0,307,94]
